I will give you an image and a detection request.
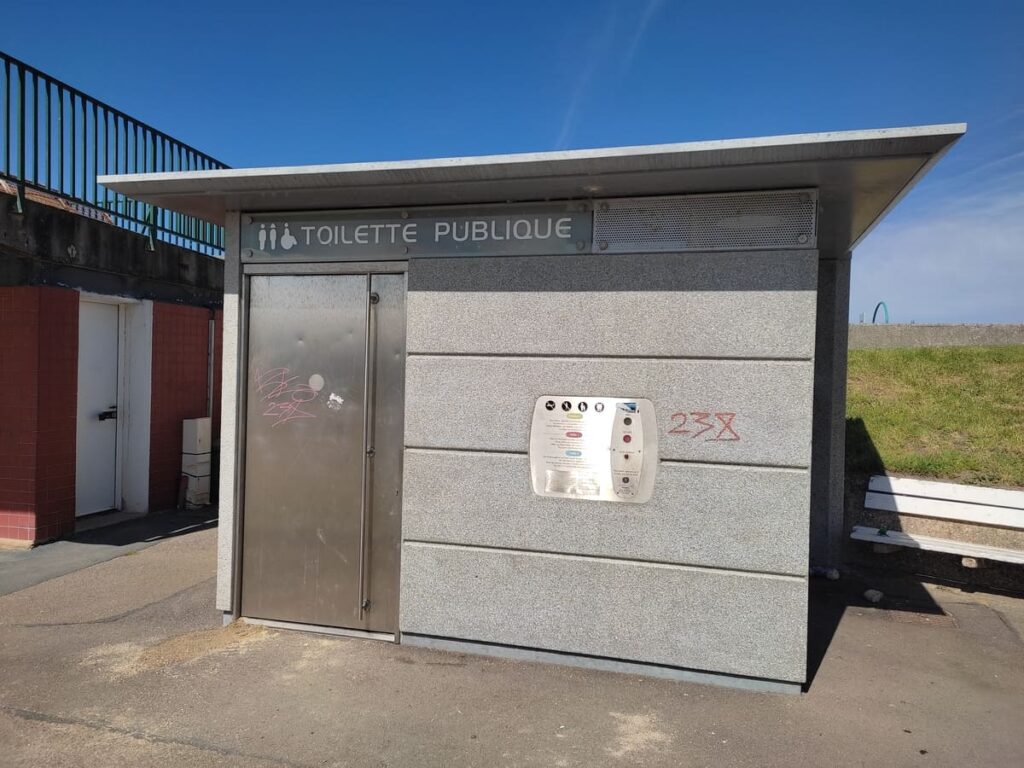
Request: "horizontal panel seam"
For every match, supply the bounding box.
[402,540,807,581]
[407,291,818,297]
[406,446,527,457]
[404,446,809,470]
[406,352,814,362]
[407,284,820,288]
[665,460,808,471]
[407,246,820,261]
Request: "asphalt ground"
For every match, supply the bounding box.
[0,508,217,597]
[1,525,1022,767]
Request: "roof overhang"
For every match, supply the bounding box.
[100,123,965,255]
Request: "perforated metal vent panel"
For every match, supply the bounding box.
[592,190,817,253]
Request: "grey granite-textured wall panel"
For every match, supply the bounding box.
[405,357,814,467]
[407,251,817,359]
[403,450,809,575]
[400,542,808,682]
[407,251,817,293]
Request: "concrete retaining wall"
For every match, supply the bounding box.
[849,324,1024,349]
[0,192,223,307]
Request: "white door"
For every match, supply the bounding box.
[76,301,120,516]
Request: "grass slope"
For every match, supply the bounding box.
[846,345,1024,488]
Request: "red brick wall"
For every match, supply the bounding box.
[1,291,222,538]
[149,303,214,511]
[0,286,78,543]
[0,287,41,541]
[33,288,79,541]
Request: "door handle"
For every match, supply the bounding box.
[98,406,117,421]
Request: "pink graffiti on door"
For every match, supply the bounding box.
[254,367,319,427]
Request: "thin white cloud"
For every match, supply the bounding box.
[852,110,1024,323]
[987,105,1024,128]
[925,146,1024,193]
[555,8,618,149]
[851,188,1024,323]
[621,0,664,75]
[556,0,664,149]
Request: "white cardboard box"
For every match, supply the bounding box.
[185,474,211,506]
[181,452,212,477]
[182,417,212,455]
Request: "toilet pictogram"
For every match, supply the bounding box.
[258,223,297,251]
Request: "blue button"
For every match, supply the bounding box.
[565,450,582,457]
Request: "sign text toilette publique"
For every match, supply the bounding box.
[242,204,594,260]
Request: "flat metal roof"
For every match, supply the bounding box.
[100,123,965,254]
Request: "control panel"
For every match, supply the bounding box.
[528,396,658,504]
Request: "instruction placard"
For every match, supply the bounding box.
[528,396,658,504]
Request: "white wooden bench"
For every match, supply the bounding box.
[851,475,1024,566]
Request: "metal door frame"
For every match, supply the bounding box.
[233,260,408,637]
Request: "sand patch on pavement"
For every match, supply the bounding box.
[606,712,672,759]
[137,621,266,670]
[82,622,267,677]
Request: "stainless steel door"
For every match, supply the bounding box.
[241,272,405,631]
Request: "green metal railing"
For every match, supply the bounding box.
[1,50,227,255]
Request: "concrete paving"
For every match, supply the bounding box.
[0,508,217,597]
[1,527,1022,767]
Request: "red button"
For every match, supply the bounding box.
[565,431,582,438]
[622,434,632,443]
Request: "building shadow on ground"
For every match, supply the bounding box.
[0,508,219,598]
[804,417,943,691]
[72,507,218,547]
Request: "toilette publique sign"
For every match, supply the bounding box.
[242,204,594,260]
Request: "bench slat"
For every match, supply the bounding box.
[864,491,1024,529]
[850,526,1024,564]
[868,475,1024,510]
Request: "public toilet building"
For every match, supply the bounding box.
[102,124,963,692]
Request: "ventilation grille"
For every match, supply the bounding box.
[592,190,817,253]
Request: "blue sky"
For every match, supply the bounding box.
[4,1,1022,322]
